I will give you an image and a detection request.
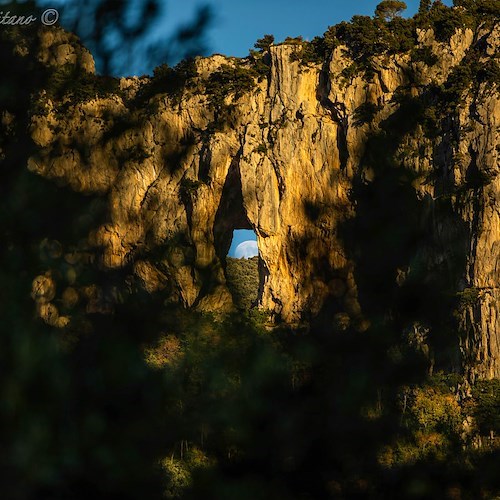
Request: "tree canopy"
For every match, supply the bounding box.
[254,34,275,52]
[375,0,408,21]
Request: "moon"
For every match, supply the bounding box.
[234,240,258,259]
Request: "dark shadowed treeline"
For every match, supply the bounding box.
[0,0,499,498]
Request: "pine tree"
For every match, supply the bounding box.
[375,1,408,21]
[254,34,275,52]
[418,0,432,14]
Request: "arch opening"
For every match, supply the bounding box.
[213,158,264,311]
[225,229,260,310]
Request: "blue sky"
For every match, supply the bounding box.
[160,0,453,61]
[228,230,258,258]
[44,0,452,74]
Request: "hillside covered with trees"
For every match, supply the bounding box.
[225,256,260,310]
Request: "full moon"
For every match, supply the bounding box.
[234,240,258,259]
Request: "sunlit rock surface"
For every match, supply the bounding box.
[26,24,499,378]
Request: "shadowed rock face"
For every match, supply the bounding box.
[25,24,499,378]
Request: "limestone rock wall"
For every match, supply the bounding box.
[27,24,499,377]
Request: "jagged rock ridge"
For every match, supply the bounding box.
[25,23,499,379]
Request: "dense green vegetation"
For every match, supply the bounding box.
[411,45,439,66]
[253,34,275,52]
[375,1,408,21]
[206,64,258,107]
[44,64,121,103]
[134,59,199,107]
[142,319,500,499]
[225,256,260,310]
[204,63,259,128]
[283,0,499,76]
[471,379,500,437]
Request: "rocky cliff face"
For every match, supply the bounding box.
[25,23,499,378]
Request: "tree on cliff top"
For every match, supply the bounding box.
[375,0,408,21]
[453,0,500,16]
[419,0,432,14]
[254,34,275,52]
